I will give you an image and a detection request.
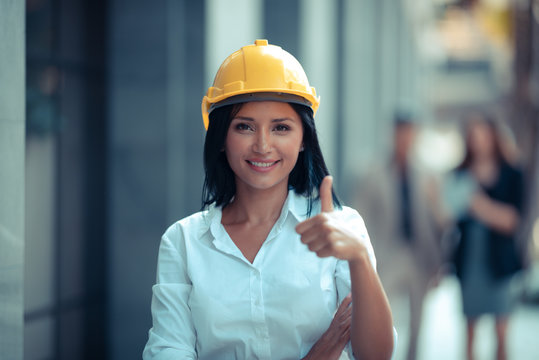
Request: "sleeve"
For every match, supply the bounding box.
[142,226,197,360]
[334,207,386,360]
[441,170,477,219]
[334,206,377,304]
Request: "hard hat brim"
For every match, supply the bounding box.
[208,92,313,114]
[202,90,319,130]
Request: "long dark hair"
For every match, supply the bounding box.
[457,112,515,170]
[201,102,340,216]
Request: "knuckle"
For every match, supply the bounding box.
[326,234,336,246]
[322,226,332,237]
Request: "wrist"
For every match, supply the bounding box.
[348,250,371,269]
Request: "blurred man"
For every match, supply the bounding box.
[356,112,442,360]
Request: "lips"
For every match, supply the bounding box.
[246,159,280,172]
[247,160,279,167]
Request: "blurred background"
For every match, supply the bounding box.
[1,0,539,359]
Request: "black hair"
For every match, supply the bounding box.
[393,110,415,128]
[201,102,341,216]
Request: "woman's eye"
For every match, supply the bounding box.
[274,124,290,132]
[235,123,252,131]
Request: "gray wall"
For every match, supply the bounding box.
[107,1,205,358]
[0,1,25,359]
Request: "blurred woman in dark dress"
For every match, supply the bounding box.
[452,112,524,360]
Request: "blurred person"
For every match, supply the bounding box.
[447,112,524,360]
[143,40,395,360]
[357,113,443,360]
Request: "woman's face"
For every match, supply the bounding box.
[467,119,495,158]
[224,101,304,193]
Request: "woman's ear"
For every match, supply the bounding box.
[300,144,304,152]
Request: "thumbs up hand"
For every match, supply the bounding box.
[295,176,368,261]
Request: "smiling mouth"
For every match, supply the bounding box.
[247,160,280,168]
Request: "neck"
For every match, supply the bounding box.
[472,152,496,166]
[223,180,289,225]
[394,154,408,172]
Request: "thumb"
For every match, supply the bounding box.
[320,175,334,213]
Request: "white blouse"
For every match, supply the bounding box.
[143,191,377,360]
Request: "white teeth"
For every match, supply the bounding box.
[249,161,277,168]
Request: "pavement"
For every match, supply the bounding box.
[391,272,539,360]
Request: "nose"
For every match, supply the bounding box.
[253,129,271,154]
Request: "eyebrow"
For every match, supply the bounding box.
[232,116,293,122]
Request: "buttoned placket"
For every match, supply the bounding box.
[208,199,291,360]
[249,266,269,359]
[249,204,288,360]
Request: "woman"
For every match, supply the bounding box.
[143,40,394,360]
[451,112,524,360]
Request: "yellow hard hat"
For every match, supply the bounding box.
[201,39,320,130]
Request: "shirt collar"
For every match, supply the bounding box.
[204,190,316,232]
[203,191,317,263]
[287,190,317,222]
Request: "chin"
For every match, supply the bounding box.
[247,180,284,191]
[239,175,289,192]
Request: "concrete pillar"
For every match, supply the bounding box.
[377,0,403,157]
[341,0,422,196]
[299,0,338,175]
[166,0,206,223]
[205,0,263,85]
[342,0,380,190]
[108,0,205,358]
[0,1,25,359]
[263,0,300,57]
[108,2,168,357]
